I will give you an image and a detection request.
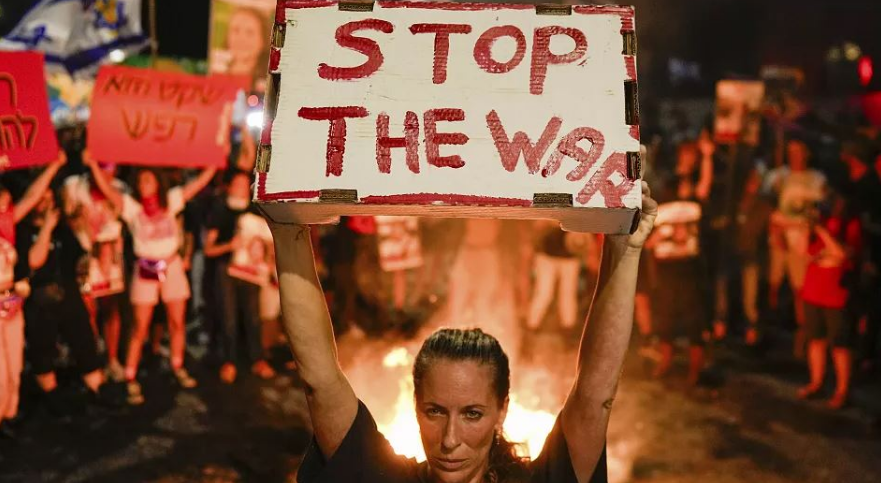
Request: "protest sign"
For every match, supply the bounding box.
[653,201,701,260]
[81,239,126,298]
[713,80,764,145]
[376,216,423,272]
[209,0,276,93]
[0,51,60,170]
[87,65,246,167]
[256,1,642,233]
[228,212,275,286]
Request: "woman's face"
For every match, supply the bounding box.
[417,359,507,483]
[228,10,264,70]
[138,171,159,199]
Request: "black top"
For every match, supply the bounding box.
[15,219,85,289]
[298,401,607,483]
[204,199,248,264]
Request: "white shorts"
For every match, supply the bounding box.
[130,256,191,306]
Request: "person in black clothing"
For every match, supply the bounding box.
[203,171,274,383]
[16,189,118,412]
[840,139,881,371]
[269,182,657,483]
[649,138,713,385]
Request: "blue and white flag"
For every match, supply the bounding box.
[0,0,147,77]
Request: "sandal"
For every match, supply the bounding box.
[797,385,823,400]
[127,381,145,406]
[174,368,198,389]
[827,392,849,410]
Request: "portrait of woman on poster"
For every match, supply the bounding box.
[212,4,272,93]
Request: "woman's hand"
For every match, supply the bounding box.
[53,150,68,167]
[82,149,95,168]
[606,181,658,252]
[14,279,31,299]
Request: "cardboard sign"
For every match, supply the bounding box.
[228,212,275,286]
[82,239,126,298]
[209,0,277,94]
[257,1,641,234]
[714,80,765,145]
[87,65,246,168]
[653,201,701,260]
[376,215,423,272]
[0,51,60,170]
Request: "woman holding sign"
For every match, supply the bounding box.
[269,182,656,483]
[84,151,217,405]
[0,152,67,437]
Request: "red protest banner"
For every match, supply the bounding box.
[0,51,59,170]
[87,65,246,168]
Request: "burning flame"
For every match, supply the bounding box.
[378,347,557,462]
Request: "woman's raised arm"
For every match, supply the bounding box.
[268,222,358,459]
[182,167,218,203]
[82,149,123,212]
[560,181,657,483]
[13,151,66,223]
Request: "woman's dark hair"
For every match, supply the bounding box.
[413,328,528,483]
[133,168,170,209]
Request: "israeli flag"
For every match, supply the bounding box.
[0,0,147,77]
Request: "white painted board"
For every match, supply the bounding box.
[257,1,641,233]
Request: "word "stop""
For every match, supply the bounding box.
[318,20,588,95]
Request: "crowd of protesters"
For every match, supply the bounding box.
[633,92,881,412]
[0,91,879,445]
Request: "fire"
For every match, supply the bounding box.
[378,347,557,462]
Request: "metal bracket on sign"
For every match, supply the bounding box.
[265,73,281,123]
[629,208,642,234]
[533,193,574,207]
[626,152,642,180]
[338,0,374,12]
[271,22,286,49]
[256,145,272,174]
[535,4,572,16]
[319,189,359,203]
[622,31,637,55]
[624,80,640,126]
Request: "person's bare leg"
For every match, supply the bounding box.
[526,255,556,331]
[151,323,164,356]
[392,270,406,311]
[654,341,674,378]
[798,339,827,398]
[829,348,852,409]
[83,295,98,338]
[165,300,188,371]
[125,304,155,381]
[104,304,122,365]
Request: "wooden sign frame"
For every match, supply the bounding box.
[256,0,641,233]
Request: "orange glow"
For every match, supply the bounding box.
[377,347,557,462]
